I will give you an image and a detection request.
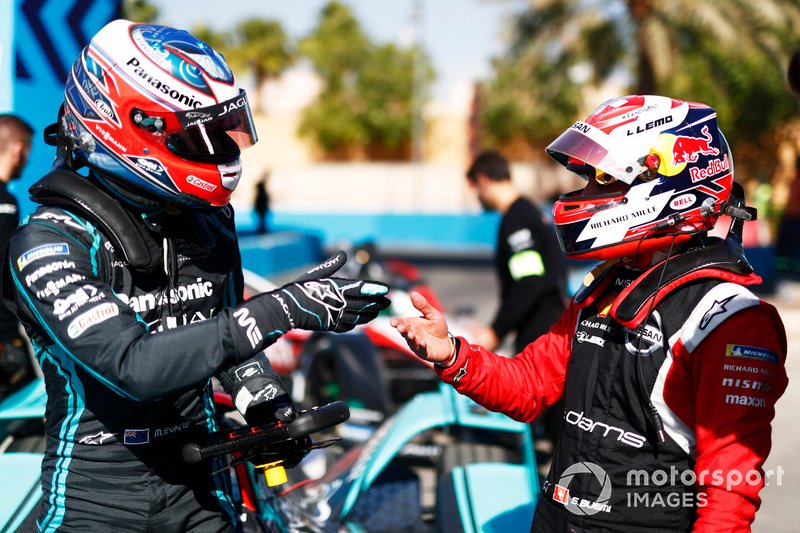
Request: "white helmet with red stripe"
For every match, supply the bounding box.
[546,95,733,260]
[59,19,257,209]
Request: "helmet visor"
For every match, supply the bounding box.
[167,90,257,164]
[546,122,645,184]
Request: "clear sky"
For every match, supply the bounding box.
[150,0,526,103]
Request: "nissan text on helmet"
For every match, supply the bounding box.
[60,19,258,209]
[546,95,733,260]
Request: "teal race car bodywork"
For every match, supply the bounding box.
[0,379,539,532]
[0,379,47,532]
[270,383,539,532]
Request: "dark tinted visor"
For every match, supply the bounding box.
[167,90,257,164]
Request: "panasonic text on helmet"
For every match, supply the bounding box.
[126,57,202,108]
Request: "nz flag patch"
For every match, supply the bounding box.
[123,428,149,445]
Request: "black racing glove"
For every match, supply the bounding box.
[230,364,297,425]
[223,359,308,468]
[226,251,391,359]
[273,249,391,332]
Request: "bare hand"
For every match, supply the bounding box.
[390,291,453,365]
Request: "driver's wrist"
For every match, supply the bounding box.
[434,332,459,369]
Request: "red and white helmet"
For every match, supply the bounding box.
[59,19,257,209]
[546,95,734,260]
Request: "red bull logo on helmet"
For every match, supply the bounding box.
[672,125,719,164]
[689,155,730,183]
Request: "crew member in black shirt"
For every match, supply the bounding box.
[0,113,34,398]
[466,150,567,471]
[466,150,567,353]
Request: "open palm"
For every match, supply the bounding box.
[390,291,453,365]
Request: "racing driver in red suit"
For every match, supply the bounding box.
[392,95,787,532]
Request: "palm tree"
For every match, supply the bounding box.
[482,0,800,167]
[510,0,799,96]
[299,1,371,94]
[225,19,296,115]
[122,0,158,23]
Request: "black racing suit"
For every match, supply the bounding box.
[4,174,292,532]
[0,180,34,396]
[0,181,20,335]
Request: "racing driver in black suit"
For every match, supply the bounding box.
[2,20,390,532]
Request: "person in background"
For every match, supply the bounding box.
[254,171,271,234]
[0,113,34,399]
[466,149,567,470]
[392,95,787,531]
[3,20,390,532]
[466,150,567,353]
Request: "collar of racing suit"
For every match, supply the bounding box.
[28,167,164,273]
[27,167,219,290]
[572,235,762,329]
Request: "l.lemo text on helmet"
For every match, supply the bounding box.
[626,115,673,136]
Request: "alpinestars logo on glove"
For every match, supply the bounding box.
[301,281,346,328]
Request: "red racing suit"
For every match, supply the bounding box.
[438,252,787,532]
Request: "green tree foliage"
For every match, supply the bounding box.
[218,19,296,115]
[121,0,158,23]
[480,54,586,158]
[235,21,294,87]
[190,22,295,115]
[481,0,800,173]
[299,1,371,93]
[298,1,434,160]
[359,44,433,157]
